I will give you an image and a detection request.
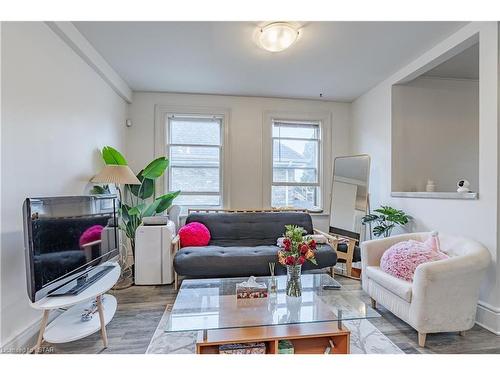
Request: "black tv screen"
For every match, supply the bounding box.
[23,195,119,302]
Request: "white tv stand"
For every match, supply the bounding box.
[30,262,120,353]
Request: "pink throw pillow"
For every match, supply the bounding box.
[380,234,448,282]
[79,225,103,248]
[179,222,211,247]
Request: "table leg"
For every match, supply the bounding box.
[34,310,49,354]
[96,295,108,348]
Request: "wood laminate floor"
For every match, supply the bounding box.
[40,276,500,354]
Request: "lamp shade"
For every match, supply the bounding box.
[91,165,141,185]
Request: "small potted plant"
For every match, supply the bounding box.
[278,225,318,297]
[362,205,411,238]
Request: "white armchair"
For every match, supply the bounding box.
[361,232,490,347]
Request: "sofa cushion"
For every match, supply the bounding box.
[366,266,413,302]
[185,212,313,247]
[174,243,337,278]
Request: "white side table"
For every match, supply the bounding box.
[30,262,120,353]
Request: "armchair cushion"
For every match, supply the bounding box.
[366,266,413,302]
[380,237,448,282]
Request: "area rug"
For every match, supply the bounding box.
[146,305,404,354]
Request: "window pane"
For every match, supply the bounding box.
[175,194,220,206]
[170,118,221,145]
[273,139,318,168]
[273,167,317,183]
[272,186,318,209]
[171,167,219,192]
[170,146,220,167]
[272,123,319,139]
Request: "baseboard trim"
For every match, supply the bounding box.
[476,300,500,335]
[1,310,60,353]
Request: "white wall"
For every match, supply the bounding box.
[392,77,479,192]
[0,22,127,347]
[351,22,500,333]
[127,92,352,230]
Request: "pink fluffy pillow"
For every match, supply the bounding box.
[79,225,103,248]
[179,222,211,247]
[380,235,448,282]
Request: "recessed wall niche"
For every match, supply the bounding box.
[391,40,479,199]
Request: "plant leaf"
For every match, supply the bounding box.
[372,225,387,237]
[128,170,155,199]
[102,146,128,165]
[361,214,380,224]
[142,199,162,217]
[142,157,169,179]
[155,191,181,214]
[128,205,143,217]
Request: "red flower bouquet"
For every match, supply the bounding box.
[278,225,318,267]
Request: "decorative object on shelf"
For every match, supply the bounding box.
[92,146,180,286]
[457,179,471,193]
[278,340,294,354]
[278,225,318,297]
[361,206,411,238]
[425,179,436,192]
[219,342,266,354]
[236,276,268,299]
[80,296,105,322]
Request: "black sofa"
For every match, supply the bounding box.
[173,212,337,280]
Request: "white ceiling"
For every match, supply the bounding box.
[423,43,479,80]
[74,21,467,101]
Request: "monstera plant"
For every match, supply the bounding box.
[98,146,180,256]
[361,205,410,238]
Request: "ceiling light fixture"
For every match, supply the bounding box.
[258,22,299,52]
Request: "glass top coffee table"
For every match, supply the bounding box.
[166,274,379,354]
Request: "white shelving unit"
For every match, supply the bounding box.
[30,262,120,353]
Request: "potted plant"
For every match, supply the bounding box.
[362,205,410,238]
[94,146,180,281]
[278,225,318,297]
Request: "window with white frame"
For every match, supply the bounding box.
[167,114,223,212]
[271,120,321,209]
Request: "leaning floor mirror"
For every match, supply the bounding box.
[329,154,370,278]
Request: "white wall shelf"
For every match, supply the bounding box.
[391,191,478,200]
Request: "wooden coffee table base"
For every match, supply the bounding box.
[196,322,350,354]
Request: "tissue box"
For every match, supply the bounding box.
[236,285,268,299]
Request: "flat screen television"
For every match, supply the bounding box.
[23,195,119,302]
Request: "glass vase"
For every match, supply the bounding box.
[286,265,302,297]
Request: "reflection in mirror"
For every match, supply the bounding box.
[329,155,370,239]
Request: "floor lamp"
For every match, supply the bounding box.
[91,165,141,289]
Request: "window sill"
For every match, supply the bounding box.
[391,191,478,200]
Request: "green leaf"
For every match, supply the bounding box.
[102,146,128,165]
[142,199,162,217]
[141,157,169,179]
[361,214,380,224]
[155,191,181,214]
[128,206,143,217]
[372,225,387,237]
[128,170,155,199]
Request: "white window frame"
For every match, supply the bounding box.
[154,105,231,211]
[263,111,332,212]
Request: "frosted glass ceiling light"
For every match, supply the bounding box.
[258,23,299,52]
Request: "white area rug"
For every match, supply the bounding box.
[146,305,404,354]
